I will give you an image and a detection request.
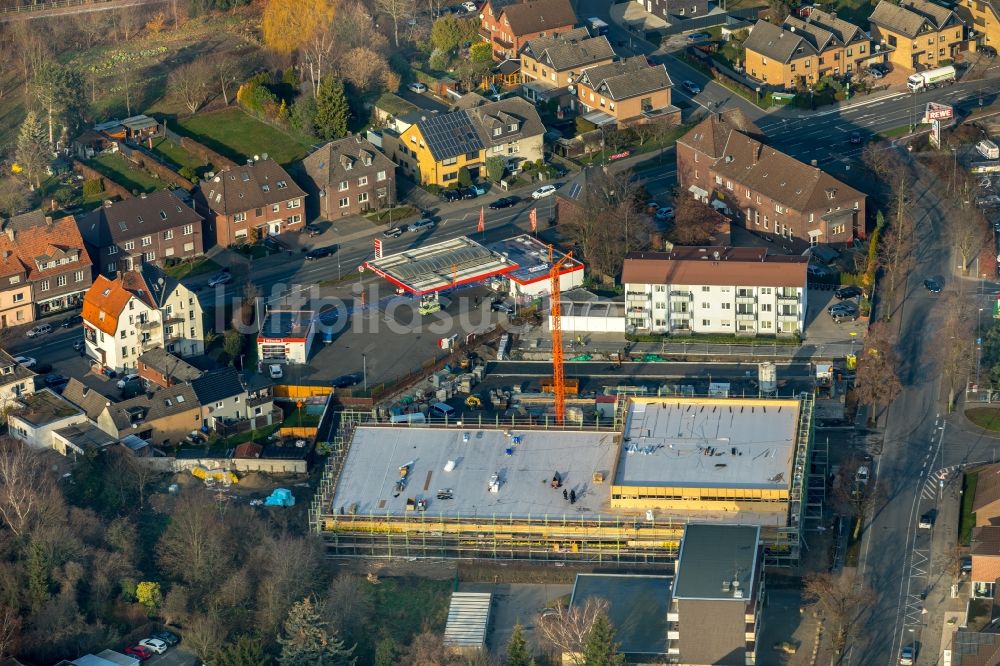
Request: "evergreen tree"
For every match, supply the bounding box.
[504,623,530,666]
[278,597,355,666]
[33,62,87,145]
[313,78,349,141]
[15,111,50,189]
[581,614,624,666]
[26,538,51,612]
[212,634,271,666]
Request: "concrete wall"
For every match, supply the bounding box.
[139,456,307,474]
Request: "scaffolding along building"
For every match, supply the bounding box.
[310,394,814,565]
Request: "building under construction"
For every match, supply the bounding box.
[310,394,813,565]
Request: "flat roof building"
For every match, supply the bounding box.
[669,524,764,665]
[257,310,315,365]
[315,395,812,564]
[570,574,673,659]
[487,234,583,298]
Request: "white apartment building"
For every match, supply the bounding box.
[82,264,204,373]
[621,247,808,336]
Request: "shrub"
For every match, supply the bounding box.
[457,166,472,187]
[575,117,597,135]
[178,166,196,182]
[82,178,104,197]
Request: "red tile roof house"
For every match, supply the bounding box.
[0,211,93,320]
[480,0,578,61]
[676,110,867,250]
[195,158,307,248]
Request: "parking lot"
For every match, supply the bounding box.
[804,287,868,347]
[145,647,198,666]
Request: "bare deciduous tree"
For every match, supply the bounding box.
[114,4,148,41]
[212,54,247,107]
[403,630,462,665]
[536,597,609,665]
[0,438,60,538]
[338,47,392,94]
[375,0,417,48]
[156,493,233,586]
[877,175,915,311]
[0,605,20,659]
[168,60,213,114]
[183,613,226,662]
[802,570,871,656]
[325,573,375,646]
[0,178,28,218]
[935,291,977,411]
[671,192,725,245]
[251,534,324,637]
[854,322,903,424]
[952,203,989,275]
[834,456,885,540]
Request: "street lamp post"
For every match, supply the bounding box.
[978,307,985,388]
[362,353,368,392]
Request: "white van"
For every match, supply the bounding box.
[390,413,426,424]
[430,402,456,418]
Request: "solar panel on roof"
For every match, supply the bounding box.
[420,112,484,161]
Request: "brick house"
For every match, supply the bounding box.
[0,211,93,321]
[869,0,965,70]
[195,158,306,247]
[575,57,677,126]
[299,136,396,219]
[480,0,578,61]
[137,347,203,389]
[77,190,204,277]
[962,0,1000,54]
[676,110,866,249]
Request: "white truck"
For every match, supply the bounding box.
[977,139,1000,160]
[906,65,957,92]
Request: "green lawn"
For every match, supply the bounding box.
[173,108,312,167]
[88,153,164,194]
[966,408,1000,431]
[358,577,451,662]
[149,137,210,174]
[163,257,221,281]
[960,471,979,546]
[365,206,419,224]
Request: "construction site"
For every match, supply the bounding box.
[309,394,813,566]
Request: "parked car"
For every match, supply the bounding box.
[117,372,140,389]
[834,285,862,300]
[962,556,973,573]
[408,82,428,93]
[489,196,519,209]
[981,45,998,58]
[383,226,404,238]
[44,373,69,388]
[867,66,885,79]
[855,465,869,484]
[976,195,1000,207]
[923,276,943,293]
[207,271,232,287]
[441,189,462,203]
[532,184,557,199]
[305,223,323,236]
[26,324,52,338]
[124,645,153,661]
[918,511,934,529]
[687,32,711,41]
[269,364,284,379]
[459,187,478,200]
[491,300,514,314]
[14,356,36,368]
[73,340,85,352]
[151,630,180,646]
[828,302,859,322]
[682,80,701,94]
[470,183,487,196]
[461,0,477,11]
[305,245,337,260]
[61,314,82,328]
[654,207,675,221]
[332,372,363,388]
[899,646,915,665]
[138,638,168,655]
[408,218,435,233]
[848,131,862,145]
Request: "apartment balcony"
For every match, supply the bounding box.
[778,313,799,322]
[163,315,185,325]
[138,319,160,330]
[670,310,691,318]
[667,612,678,622]
[777,294,800,303]
[628,306,650,314]
[736,295,756,304]
[667,630,679,640]
[736,312,757,321]
[669,290,692,298]
[141,338,159,351]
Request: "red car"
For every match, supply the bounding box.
[124,645,153,661]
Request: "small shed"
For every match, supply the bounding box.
[443,592,492,654]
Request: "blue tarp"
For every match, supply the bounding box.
[264,488,295,507]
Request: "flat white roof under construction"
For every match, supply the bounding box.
[443,592,492,649]
[332,426,618,518]
[617,398,800,490]
[365,236,516,295]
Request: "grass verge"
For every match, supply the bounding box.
[163,257,221,281]
[966,408,1000,431]
[88,153,163,194]
[149,137,210,174]
[365,206,419,224]
[960,470,979,546]
[878,125,916,139]
[174,108,312,167]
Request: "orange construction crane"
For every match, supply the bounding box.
[549,245,573,423]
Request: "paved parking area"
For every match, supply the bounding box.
[459,582,573,655]
[147,647,198,666]
[805,288,867,347]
